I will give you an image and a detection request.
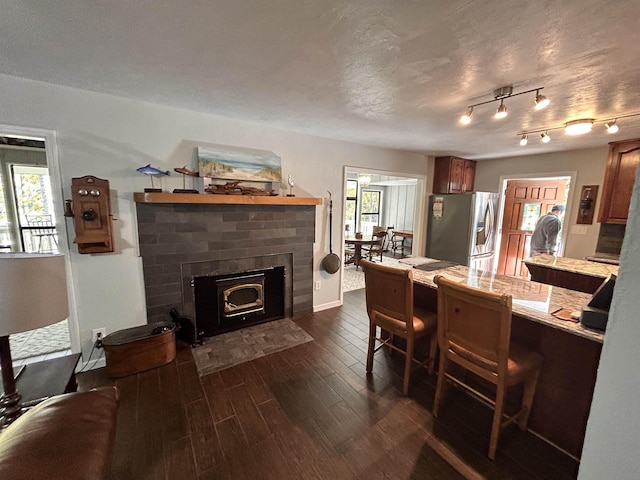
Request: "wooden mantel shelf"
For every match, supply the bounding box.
[134,192,322,206]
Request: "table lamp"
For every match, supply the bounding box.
[0,253,69,426]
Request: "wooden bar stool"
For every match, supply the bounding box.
[361,260,438,396]
[432,275,543,460]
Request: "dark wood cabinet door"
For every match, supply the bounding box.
[463,160,476,193]
[449,157,465,193]
[598,139,640,224]
[433,156,476,193]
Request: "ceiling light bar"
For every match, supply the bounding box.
[517,111,640,146]
[459,86,546,125]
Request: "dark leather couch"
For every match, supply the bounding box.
[0,386,119,480]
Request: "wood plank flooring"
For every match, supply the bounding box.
[78,289,579,479]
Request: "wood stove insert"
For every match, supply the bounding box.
[194,266,285,337]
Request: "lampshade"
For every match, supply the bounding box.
[0,253,69,336]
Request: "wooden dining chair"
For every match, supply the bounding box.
[363,226,387,262]
[432,275,543,460]
[361,260,438,395]
[389,229,407,257]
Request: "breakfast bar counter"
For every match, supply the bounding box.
[523,254,618,294]
[404,259,603,459]
[410,263,602,343]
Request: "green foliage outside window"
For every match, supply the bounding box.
[361,190,380,213]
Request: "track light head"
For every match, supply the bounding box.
[534,90,550,110]
[520,134,528,146]
[495,100,507,119]
[541,132,551,143]
[605,120,619,134]
[460,108,473,125]
[565,119,594,135]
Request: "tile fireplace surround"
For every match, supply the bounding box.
[135,194,319,326]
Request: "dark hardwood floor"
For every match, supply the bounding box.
[78,289,579,480]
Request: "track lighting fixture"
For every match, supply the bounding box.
[519,134,528,146]
[517,112,640,146]
[459,85,546,125]
[534,90,550,110]
[495,100,507,119]
[459,107,473,125]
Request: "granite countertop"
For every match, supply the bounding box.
[398,258,604,343]
[522,254,618,278]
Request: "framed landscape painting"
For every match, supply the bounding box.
[197,145,282,183]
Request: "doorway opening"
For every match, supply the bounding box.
[342,167,427,294]
[495,173,574,278]
[0,135,72,362]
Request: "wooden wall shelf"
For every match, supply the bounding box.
[134,192,322,206]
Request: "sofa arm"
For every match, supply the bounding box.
[0,386,119,480]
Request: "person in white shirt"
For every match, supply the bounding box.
[530,205,565,255]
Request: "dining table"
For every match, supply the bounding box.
[344,236,377,267]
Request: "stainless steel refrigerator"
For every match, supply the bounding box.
[425,192,499,271]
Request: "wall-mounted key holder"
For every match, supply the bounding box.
[68,176,114,253]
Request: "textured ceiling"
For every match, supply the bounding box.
[2,1,640,159]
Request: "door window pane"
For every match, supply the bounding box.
[521,203,541,231]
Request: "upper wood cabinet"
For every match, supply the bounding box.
[598,139,640,224]
[433,156,476,193]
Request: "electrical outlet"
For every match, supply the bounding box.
[314,280,321,291]
[571,225,588,235]
[92,328,106,345]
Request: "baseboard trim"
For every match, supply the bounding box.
[313,300,342,312]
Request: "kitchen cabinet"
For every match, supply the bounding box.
[433,156,476,193]
[598,139,640,224]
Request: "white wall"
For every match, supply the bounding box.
[0,73,427,358]
[578,159,640,479]
[474,147,609,259]
[382,183,416,232]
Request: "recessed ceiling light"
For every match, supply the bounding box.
[565,119,594,136]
